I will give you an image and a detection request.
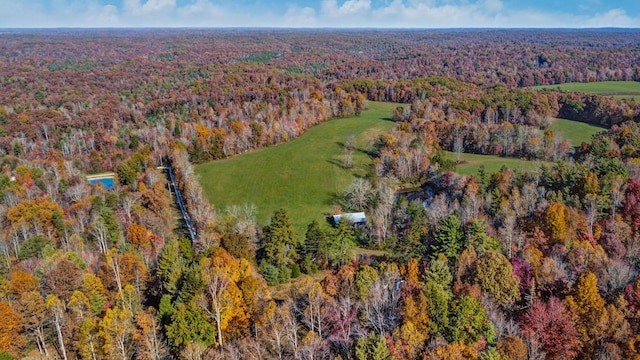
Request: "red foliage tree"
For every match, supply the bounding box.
[520,297,580,360]
[623,179,640,231]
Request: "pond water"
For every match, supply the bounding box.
[88,177,115,190]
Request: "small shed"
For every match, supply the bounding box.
[331,212,366,224]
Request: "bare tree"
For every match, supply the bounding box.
[609,176,626,221]
[90,216,110,254]
[453,132,464,162]
[499,213,518,259]
[584,194,600,234]
[343,148,353,169]
[361,269,401,335]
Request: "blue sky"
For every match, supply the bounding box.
[1,0,639,28]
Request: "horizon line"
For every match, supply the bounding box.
[1,26,639,31]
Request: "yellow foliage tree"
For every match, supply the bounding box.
[98,307,134,360]
[10,269,39,297]
[199,248,252,350]
[431,341,478,360]
[0,301,26,357]
[545,201,568,244]
[6,196,64,241]
[565,271,606,356]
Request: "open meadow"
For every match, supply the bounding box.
[195,102,397,235]
[550,118,605,147]
[533,81,640,101]
[443,151,549,176]
[443,117,603,176]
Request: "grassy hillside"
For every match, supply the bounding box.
[443,151,549,176]
[533,81,640,100]
[550,118,605,147]
[195,102,397,237]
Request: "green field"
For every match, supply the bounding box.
[533,81,640,100]
[443,151,549,176]
[550,118,605,147]
[195,102,397,236]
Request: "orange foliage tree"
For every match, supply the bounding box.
[0,301,26,356]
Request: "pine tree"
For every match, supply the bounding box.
[262,209,298,268]
[449,295,496,345]
[165,302,215,352]
[432,212,465,262]
[330,219,355,267]
[355,333,393,360]
[304,220,330,269]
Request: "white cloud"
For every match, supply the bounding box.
[177,0,224,17]
[80,4,121,27]
[321,0,372,17]
[371,0,498,27]
[0,0,638,28]
[484,0,503,13]
[284,5,319,27]
[125,0,177,16]
[584,8,637,27]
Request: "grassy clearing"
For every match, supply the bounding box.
[443,151,549,176]
[443,116,602,176]
[550,118,605,147]
[195,102,397,237]
[612,95,640,101]
[532,81,640,97]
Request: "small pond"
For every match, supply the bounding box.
[88,177,115,190]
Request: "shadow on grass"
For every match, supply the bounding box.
[325,191,348,208]
[327,158,349,169]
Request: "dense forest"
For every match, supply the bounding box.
[0,29,640,359]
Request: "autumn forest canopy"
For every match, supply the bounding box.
[1,28,640,360]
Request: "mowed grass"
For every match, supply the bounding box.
[442,151,549,176]
[195,102,397,237]
[532,81,640,98]
[550,118,605,147]
[444,116,602,176]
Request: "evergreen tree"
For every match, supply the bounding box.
[425,279,452,338]
[304,220,330,269]
[432,211,465,262]
[262,209,298,268]
[100,207,122,247]
[330,219,356,267]
[449,295,496,345]
[157,241,185,297]
[165,302,215,352]
[398,201,428,260]
[466,219,500,254]
[425,254,453,287]
[355,333,393,360]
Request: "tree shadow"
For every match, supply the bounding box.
[327,158,349,169]
[326,191,348,208]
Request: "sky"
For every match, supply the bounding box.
[1,0,639,28]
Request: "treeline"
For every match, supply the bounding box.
[1,30,640,175]
[340,77,640,160]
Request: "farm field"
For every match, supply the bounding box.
[444,117,602,176]
[533,81,640,100]
[442,151,549,176]
[195,102,397,236]
[550,118,605,147]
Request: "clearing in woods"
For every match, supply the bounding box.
[533,81,640,101]
[195,102,397,236]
